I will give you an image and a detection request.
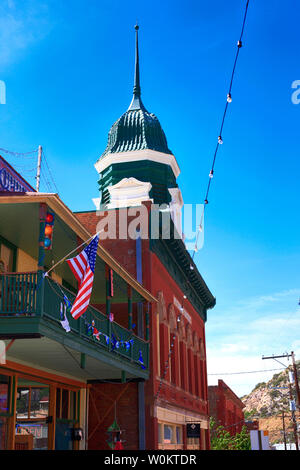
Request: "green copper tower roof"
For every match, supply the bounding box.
[100,25,173,158]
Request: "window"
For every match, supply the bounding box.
[158,423,163,444]
[194,355,199,396]
[164,425,173,444]
[170,333,177,385]
[0,237,17,273]
[0,374,11,450]
[0,417,9,449]
[56,387,78,421]
[176,426,182,444]
[0,374,11,414]
[158,422,183,449]
[16,380,49,450]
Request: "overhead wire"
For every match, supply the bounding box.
[155,0,251,401]
[192,0,250,258]
[41,149,60,194]
[207,367,285,376]
[0,147,38,157]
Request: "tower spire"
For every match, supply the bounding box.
[128,24,145,111]
[133,24,141,97]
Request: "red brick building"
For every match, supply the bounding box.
[208,380,245,436]
[76,26,216,450]
[76,205,215,450]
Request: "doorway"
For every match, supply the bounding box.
[55,387,79,450]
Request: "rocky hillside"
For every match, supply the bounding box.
[241,361,300,444]
[241,361,299,417]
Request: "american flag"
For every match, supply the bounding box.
[67,235,99,319]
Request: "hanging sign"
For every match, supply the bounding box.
[186,423,201,438]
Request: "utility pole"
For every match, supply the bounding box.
[36,145,42,192]
[269,386,288,450]
[291,351,300,409]
[282,410,287,451]
[262,353,299,450]
[287,368,299,451]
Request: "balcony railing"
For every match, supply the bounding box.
[0,272,149,371]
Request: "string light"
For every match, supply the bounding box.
[154,0,250,402]
[0,147,38,157]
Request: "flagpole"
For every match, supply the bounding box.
[44,230,102,277]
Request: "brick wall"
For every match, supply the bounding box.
[88,382,139,450]
[208,380,245,436]
[76,207,211,449]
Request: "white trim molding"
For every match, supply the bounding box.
[155,405,209,429]
[95,149,181,179]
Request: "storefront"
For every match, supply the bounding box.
[0,363,86,450]
[156,405,209,450]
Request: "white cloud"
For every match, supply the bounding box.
[206,353,286,398]
[206,288,300,397]
[220,343,250,354]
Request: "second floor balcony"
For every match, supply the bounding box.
[0,192,156,382]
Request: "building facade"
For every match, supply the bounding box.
[208,380,246,436]
[75,25,216,450]
[0,156,155,450]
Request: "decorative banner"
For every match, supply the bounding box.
[60,301,71,333]
[109,312,114,322]
[138,350,146,369]
[84,319,138,356]
[92,321,101,341]
[83,314,146,369]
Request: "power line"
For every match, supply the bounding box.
[208,367,285,376]
[41,149,59,194]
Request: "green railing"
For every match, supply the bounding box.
[0,272,149,371]
[0,272,38,315]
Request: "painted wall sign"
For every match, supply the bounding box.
[0,156,35,193]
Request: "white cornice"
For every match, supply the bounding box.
[94,149,181,179]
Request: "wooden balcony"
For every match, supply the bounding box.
[0,271,149,379]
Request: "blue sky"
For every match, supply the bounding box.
[0,0,299,396]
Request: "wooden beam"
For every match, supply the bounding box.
[88,383,130,441]
[8,375,17,450]
[48,383,57,450]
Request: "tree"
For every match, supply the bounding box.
[210,418,251,450]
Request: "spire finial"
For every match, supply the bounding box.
[128,23,146,111]
[133,23,141,97]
